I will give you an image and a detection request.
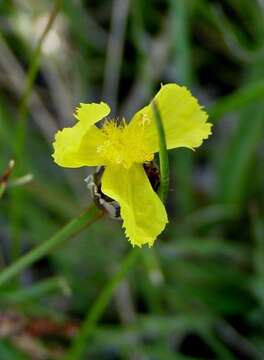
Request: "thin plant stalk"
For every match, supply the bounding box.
[0,160,15,199]
[64,248,139,360]
[151,100,169,203]
[1,276,70,303]
[0,206,103,287]
[11,0,61,261]
[17,0,62,150]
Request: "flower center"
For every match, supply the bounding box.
[86,161,160,219]
[96,118,153,168]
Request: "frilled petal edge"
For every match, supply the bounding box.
[52,102,110,167]
[101,164,168,247]
[130,83,212,152]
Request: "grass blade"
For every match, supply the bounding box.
[0,206,103,287]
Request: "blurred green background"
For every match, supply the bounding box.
[0,0,264,359]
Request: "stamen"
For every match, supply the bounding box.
[97,117,153,168]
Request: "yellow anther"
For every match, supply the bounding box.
[98,118,153,168]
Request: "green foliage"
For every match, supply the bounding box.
[0,0,263,359]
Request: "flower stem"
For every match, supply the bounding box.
[1,276,70,303]
[17,0,62,140]
[0,160,15,199]
[64,248,139,360]
[151,100,170,202]
[0,206,103,287]
[11,0,62,262]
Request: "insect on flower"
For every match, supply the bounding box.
[52,84,212,247]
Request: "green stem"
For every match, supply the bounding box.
[151,100,169,203]
[11,0,62,262]
[0,206,103,287]
[0,276,70,303]
[0,160,15,199]
[0,185,5,199]
[64,248,139,360]
[17,0,61,143]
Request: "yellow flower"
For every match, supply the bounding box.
[52,84,212,247]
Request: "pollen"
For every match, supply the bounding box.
[96,119,153,168]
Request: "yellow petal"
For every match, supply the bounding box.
[101,164,168,247]
[130,83,212,152]
[52,102,110,167]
